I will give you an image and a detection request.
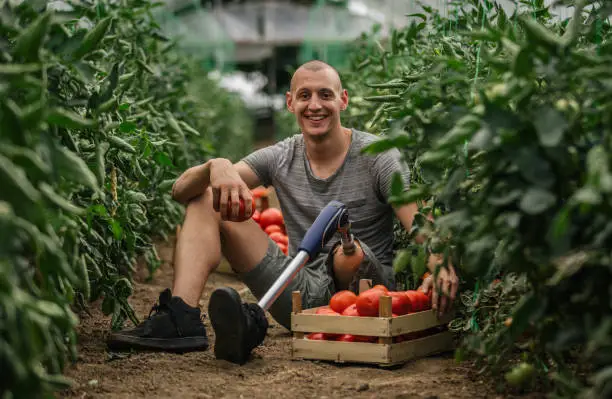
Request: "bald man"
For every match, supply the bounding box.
[107,60,458,364]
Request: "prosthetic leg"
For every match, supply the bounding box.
[208,200,355,365]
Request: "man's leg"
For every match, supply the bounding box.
[170,189,269,307]
[107,187,270,353]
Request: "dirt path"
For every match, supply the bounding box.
[61,233,539,399]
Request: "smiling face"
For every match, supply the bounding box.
[286,63,349,141]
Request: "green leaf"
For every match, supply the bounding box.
[54,146,99,190]
[108,136,136,153]
[519,16,565,50]
[513,48,534,77]
[361,134,412,155]
[0,154,41,203]
[73,17,113,60]
[514,147,555,188]
[390,172,405,196]
[119,121,137,133]
[13,12,52,62]
[0,63,42,74]
[519,187,556,215]
[47,108,97,129]
[39,183,85,215]
[153,151,174,167]
[572,187,602,205]
[533,106,568,147]
[109,219,123,240]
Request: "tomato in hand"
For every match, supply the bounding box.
[329,290,358,314]
[252,210,261,224]
[234,197,255,222]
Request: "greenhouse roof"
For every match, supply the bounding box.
[159,0,390,46]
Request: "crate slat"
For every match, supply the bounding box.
[389,331,454,363]
[292,338,389,364]
[389,310,455,336]
[291,313,390,336]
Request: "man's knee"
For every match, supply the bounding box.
[184,188,217,218]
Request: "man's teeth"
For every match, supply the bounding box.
[307,116,327,121]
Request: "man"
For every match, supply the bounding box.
[107,60,459,364]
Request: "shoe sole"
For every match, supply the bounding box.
[208,287,249,365]
[107,334,209,353]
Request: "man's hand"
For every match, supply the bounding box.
[209,159,254,221]
[419,256,459,316]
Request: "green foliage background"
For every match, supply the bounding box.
[337,0,612,397]
[0,0,252,396]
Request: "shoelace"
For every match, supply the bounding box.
[146,300,184,337]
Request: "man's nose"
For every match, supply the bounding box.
[308,96,322,111]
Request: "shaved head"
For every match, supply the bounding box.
[290,60,343,93]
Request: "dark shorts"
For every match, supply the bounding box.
[237,237,395,330]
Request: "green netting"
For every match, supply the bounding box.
[151,0,235,72]
[299,0,382,70]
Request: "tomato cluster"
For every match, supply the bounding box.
[251,187,289,255]
[305,285,433,343]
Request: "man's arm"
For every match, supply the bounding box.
[393,202,458,315]
[171,159,262,205]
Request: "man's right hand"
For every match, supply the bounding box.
[209,159,254,222]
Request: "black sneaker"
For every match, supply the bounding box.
[208,287,269,365]
[106,289,209,353]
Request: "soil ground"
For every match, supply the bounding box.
[61,190,544,399]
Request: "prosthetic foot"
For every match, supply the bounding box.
[208,287,268,365]
[209,201,350,364]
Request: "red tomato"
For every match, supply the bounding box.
[306,332,328,340]
[252,210,261,224]
[372,284,389,293]
[356,288,385,317]
[269,232,288,245]
[329,290,358,314]
[336,334,375,343]
[259,208,284,229]
[264,224,283,235]
[235,197,255,221]
[388,291,411,315]
[415,291,431,310]
[404,291,421,312]
[251,187,269,198]
[315,306,339,315]
[277,242,288,255]
[341,303,360,316]
[404,290,430,312]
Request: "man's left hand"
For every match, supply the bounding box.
[419,260,459,316]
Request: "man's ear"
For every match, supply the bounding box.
[286,91,294,113]
[340,88,349,111]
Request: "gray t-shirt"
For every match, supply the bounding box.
[242,129,411,269]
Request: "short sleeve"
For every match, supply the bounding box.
[372,148,411,202]
[240,136,295,187]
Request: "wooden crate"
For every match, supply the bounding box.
[290,280,455,367]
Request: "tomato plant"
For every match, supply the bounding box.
[0,0,253,396]
[340,0,612,396]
